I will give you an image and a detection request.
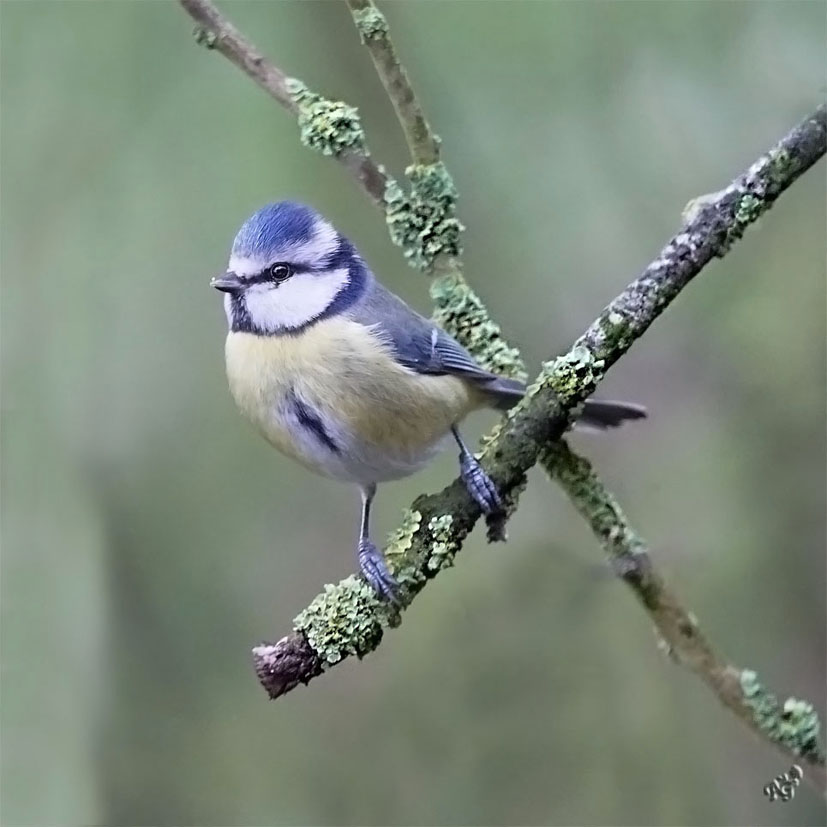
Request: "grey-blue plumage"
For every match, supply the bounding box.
[348,279,645,425]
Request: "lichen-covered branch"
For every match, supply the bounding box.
[541,441,825,783]
[252,105,826,701]
[345,0,440,166]
[179,0,389,205]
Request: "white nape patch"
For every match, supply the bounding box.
[228,217,340,278]
[242,267,348,332]
[303,216,339,263]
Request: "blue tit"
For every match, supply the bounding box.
[211,201,646,600]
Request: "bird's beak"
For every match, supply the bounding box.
[210,272,244,294]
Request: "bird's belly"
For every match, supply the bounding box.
[225,325,477,484]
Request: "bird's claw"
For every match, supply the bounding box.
[358,538,400,603]
[459,452,504,516]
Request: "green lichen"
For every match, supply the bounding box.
[287,79,367,157]
[426,514,458,571]
[431,273,527,381]
[533,345,604,406]
[740,669,825,761]
[294,577,388,665]
[192,26,217,49]
[734,193,764,226]
[294,510,425,664]
[723,191,767,250]
[384,163,463,271]
[352,6,388,41]
[383,509,425,590]
[597,308,635,356]
[543,443,646,561]
[766,147,793,191]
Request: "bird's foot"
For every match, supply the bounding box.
[459,451,504,516]
[358,538,400,603]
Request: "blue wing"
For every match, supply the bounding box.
[349,281,524,405]
[348,281,648,425]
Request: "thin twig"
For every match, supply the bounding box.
[180,0,296,111]
[344,0,440,165]
[542,442,826,788]
[179,0,390,205]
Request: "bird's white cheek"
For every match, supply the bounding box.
[223,293,234,326]
[243,270,347,332]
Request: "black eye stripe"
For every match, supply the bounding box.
[243,273,272,286]
[243,262,303,285]
[239,258,342,286]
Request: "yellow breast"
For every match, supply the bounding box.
[224,319,481,479]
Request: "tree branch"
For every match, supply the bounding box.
[542,442,826,785]
[344,0,440,166]
[252,105,826,706]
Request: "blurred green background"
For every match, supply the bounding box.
[2,1,825,825]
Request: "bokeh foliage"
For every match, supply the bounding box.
[1,2,824,825]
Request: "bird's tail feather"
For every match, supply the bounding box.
[484,376,526,410]
[483,377,646,429]
[578,399,648,429]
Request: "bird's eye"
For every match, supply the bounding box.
[269,262,292,282]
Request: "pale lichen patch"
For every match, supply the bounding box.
[385,163,463,271]
[741,669,824,762]
[287,79,367,157]
[431,274,527,381]
[294,577,387,665]
[426,514,458,571]
[384,509,425,590]
[352,6,388,41]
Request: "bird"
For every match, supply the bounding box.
[211,201,646,601]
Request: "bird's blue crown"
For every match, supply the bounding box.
[232,201,317,258]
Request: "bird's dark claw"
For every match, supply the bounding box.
[459,451,504,516]
[358,538,400,603]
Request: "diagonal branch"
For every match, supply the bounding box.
[541,442,826,786]
[252,106,826,712]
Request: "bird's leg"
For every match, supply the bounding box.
[356,484,399,602]
[451,425,503,516]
